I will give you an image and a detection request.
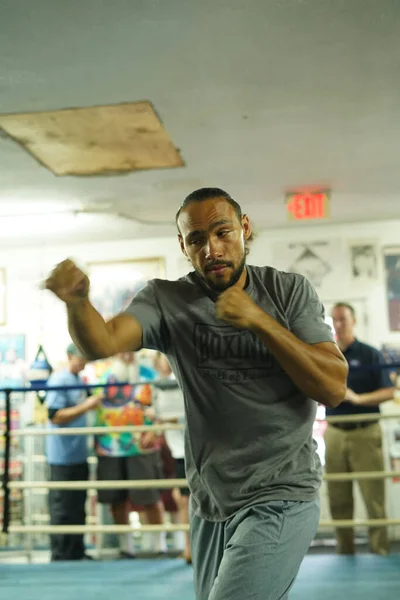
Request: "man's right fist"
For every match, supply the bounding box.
[45,259,90,305]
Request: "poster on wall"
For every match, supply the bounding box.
[0,268,5,325]
[381,343,400,386]
[0,334,25,364]
[88,258,165,321]
[349,241,379,281]
[383,247,400,332]
[0,334,27,400]
[271,240,344,292]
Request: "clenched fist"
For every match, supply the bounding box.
[45,259,90,305]
[215,287,263,330]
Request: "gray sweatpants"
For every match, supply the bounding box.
[191,499,320,600]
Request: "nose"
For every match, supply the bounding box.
[204,236,223,259]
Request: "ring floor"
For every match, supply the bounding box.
[1,554,399,599]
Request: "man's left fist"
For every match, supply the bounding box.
[215,287,262,330]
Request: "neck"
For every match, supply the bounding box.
[337,336,355,352]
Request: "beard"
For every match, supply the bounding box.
[195,253,246,293]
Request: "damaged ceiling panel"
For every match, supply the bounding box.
[0,101,184,176]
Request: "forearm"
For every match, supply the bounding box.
[358,387,395,406]
[51,401,90,425]
[67,298,117,360]
[250,312,347,408]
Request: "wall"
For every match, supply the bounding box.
[1,217,399,365]
[249,217,400,348]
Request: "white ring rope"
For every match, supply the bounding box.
[325,412,399,423]
[10,424,181,436]
[9,478,187,490]
[7,410,400,438]
[7,470,400,491]
[7,518,400,535]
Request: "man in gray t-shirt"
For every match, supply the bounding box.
[45,188,347,600]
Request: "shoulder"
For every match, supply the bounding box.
[151,273,197,291]
[47,369,71,385]
[46,370,72,406]
[248,265,311,294]
[355,340,382,360]
[140,274,202,301]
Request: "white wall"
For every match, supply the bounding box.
[249,218,400,348]
[1,218,399,365]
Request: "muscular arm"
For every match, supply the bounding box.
[250,314,348,408]
[67,298,143,359]
[44,260,144,359]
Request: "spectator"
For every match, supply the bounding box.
[94,352,165,557]
[325,303,394,555]
[46,343,102,561]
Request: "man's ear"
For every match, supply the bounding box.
[241,214,252,240]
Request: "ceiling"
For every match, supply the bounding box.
[1,0,400,247]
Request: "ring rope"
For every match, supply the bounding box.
[8,410,400,438]
[7,469,400,491]
[7,518,400,535]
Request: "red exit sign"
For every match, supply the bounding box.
[286,191,330,221]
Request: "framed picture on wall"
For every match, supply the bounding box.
[0,334,25,363]
[271,239,345,295]
[383,247,400,331]
[0,268,6,325]
[87,257,165,320]
[349,241,379,281]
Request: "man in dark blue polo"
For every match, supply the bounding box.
[325,303,394,555]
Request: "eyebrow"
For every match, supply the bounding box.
[185,219,233,241]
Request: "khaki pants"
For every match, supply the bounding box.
[324,422,389,555]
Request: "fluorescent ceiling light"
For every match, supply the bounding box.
[0,202,73,217]
[0,212,96,239]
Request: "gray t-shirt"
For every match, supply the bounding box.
[125,265,334,521]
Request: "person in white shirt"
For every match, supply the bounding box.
[153,352,191,563]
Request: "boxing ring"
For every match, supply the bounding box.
[1,379,400,599]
